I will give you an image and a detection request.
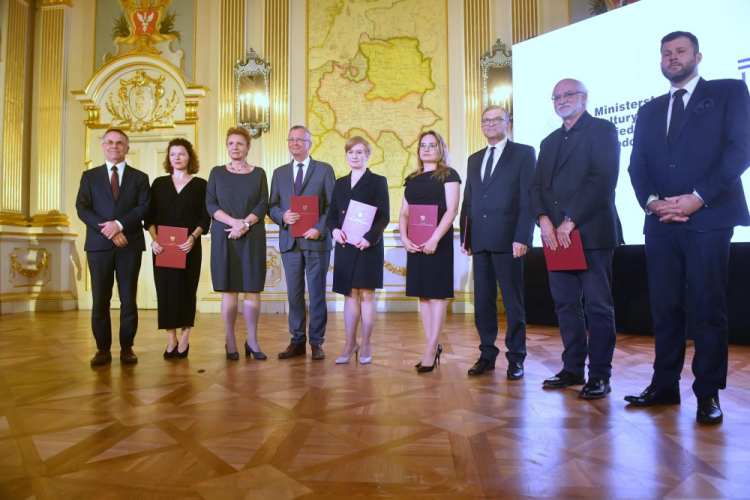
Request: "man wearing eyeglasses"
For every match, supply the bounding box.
[76,128,151,367]
[269,125,336,360]
[531,79,623,399]
[627,31,750,424]
[459,106,537,379]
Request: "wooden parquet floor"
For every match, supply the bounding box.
[1,311,750,499]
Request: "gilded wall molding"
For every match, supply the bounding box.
[219,0,245,160]
[464,0,492,156]
[32,2,71,226]
[511,0,539,44]
[1,0,30,220]
[263,0,290,175]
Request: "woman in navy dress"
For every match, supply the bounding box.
[326,136,389,364]
[145,138,211,359]
[399,130,461,373]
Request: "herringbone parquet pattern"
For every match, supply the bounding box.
[1,310,750,499]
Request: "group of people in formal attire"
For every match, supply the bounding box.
[75,31,749,425]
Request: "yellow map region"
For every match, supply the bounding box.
[308,0,448,220]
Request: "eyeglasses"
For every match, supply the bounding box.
[287,138,310,144]
[551,91,583,102]
[419,143,437,150]
[481,117,506,126]
[103,140,127,147]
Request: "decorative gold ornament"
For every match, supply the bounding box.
[106,70,180,132]
[266,251,278,272]
[384,260,406,277]
[10,250,50,279]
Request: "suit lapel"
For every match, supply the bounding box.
[555,119,587,173]
[351,168,372,197]
[655,93,671,149]
[671,77,707,145]
[486,141,514,189]
[300,159,316,193]
[98,164,116,202]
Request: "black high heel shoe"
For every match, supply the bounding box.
[416,344,442,373]
[245,341,267,360]
[163,346,178,359]
[225,344,239,361]
[175,344,189,359]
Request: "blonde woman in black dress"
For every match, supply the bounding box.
[146,138,211,359]
[326,136,389,364]
[399,131,461,373]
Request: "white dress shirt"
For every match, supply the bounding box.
[480,137,508,180]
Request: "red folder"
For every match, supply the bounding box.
[408,204,438,246]
[290,196,319,238]
[542,229,587,271]
[463,216,472,252]
[341,200,377,245]
[155,226,187,269]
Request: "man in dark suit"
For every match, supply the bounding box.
[531,79,623,399]
[459,105,536,379]
[626,31,750,424]
[76,128,150,367]
[269,125,336,360]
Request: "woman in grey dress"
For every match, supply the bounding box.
[206,127,268,360]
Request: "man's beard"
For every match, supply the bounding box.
[662,59,697,84]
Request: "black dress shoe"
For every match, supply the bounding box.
[507,361,524,380]
[468,359,495,376]
[624,385,680,407]
[697,395,723,424]
[543,370,585,389]
[278,342,306,359]
[90,349,112,367]
[120,348,138,364]
[579,378,611,399]
[163,346,177,359]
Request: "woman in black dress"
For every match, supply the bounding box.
[146,138,211,359]
[327,136,389,364]
[399,130,461,373]
[206,127,268,361]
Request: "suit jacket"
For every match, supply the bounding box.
[531,111,623,250]
[75,164,151,252]
[459,140,537,253]
[629,78,750,235]
[269,157,336,252]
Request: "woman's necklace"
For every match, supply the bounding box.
[229,161,247,172]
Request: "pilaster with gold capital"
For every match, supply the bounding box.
[29,0,72,227]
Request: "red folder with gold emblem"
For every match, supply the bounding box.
[290,196,319,238]
[155,226,187,269]
[408,205,438,246]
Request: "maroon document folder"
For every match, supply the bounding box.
[408,205,438,246]
[155,225,187,269]
[290,196,319,238]
[463,216,472,252]
[542,229,587,271]
[341,200,377,245]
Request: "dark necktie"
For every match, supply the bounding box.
[111,166,120,200]
[668,88,687,147]
[294,163,304,195]
[482,147,495,189]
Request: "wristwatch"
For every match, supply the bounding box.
[564,215,573,223]
[243,221,250,228]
